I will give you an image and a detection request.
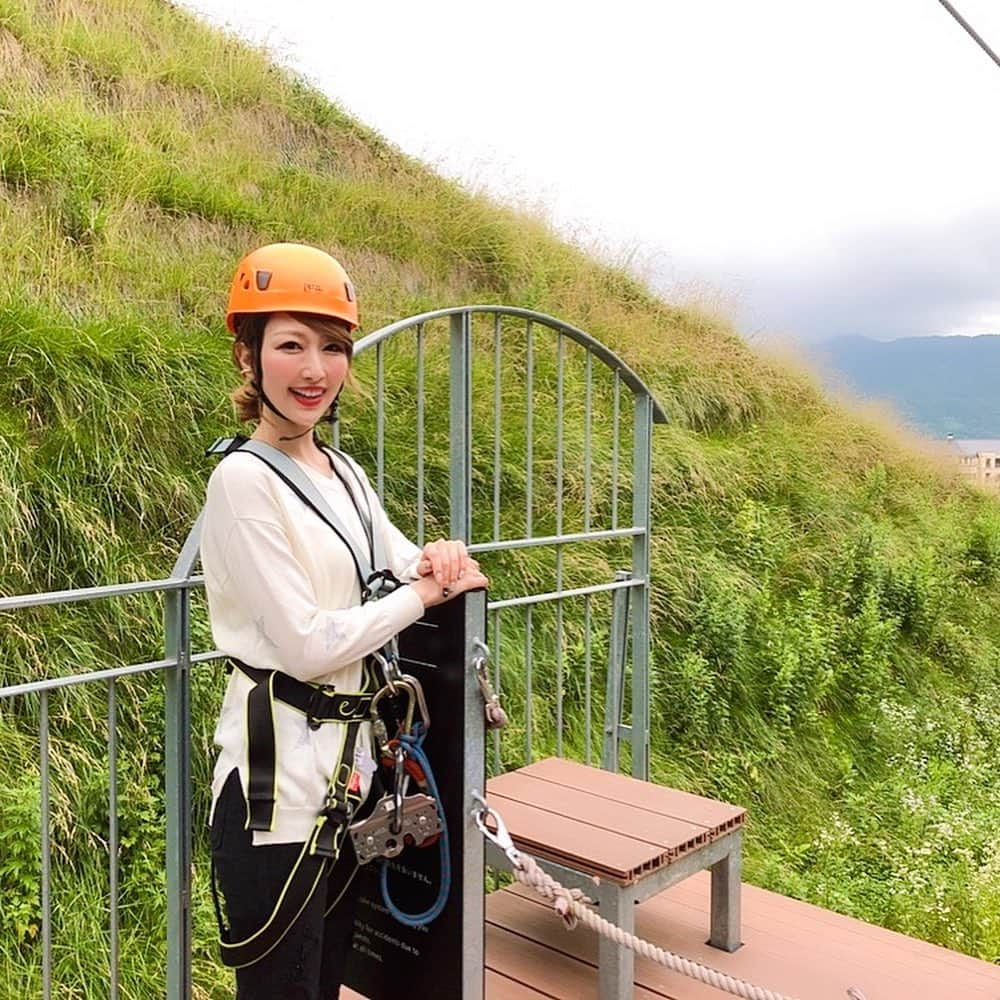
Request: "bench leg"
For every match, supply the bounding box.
[708,829,742,952]
[597,886,634,1000]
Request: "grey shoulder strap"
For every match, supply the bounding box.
[232,438,377,590]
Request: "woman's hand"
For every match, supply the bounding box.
[412,538,489,608]
[416,538,478,591]
[411,569,489,609]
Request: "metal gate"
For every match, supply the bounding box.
[0,305,665,998]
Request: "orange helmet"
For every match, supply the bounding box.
[225,242,358,333]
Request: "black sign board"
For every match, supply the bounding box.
[343,590,486,999]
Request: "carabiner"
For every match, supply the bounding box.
[471,790,521,868]
[398,673,431,733]
[473,651,498,703]
[371,676,425,738]
[371,644,403,693]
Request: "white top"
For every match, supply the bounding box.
[200,448,425,845]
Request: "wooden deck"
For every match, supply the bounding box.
[343,869,1000,998]
[486,757,745,882]
[344,754,1000,998]
[483,873,1000,999]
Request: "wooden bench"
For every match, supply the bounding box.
[485,757,745,1000]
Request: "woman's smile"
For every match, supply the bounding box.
[289,385,328,408]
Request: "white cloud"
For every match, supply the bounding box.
[180,0,1000,341]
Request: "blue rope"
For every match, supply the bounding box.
[378,726,450,927]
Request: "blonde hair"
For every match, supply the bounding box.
[230,312,356,423]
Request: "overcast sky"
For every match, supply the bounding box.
[180,0,1000,343]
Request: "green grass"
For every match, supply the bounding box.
[1,0,1000,993]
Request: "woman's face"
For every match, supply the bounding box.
[245,312,350,427]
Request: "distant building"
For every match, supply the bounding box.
[948,436,1000,491]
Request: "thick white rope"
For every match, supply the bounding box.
[513,851,867,1000]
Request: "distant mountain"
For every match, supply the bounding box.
[808,334,1000,438]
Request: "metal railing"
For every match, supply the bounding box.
[0,305,664,998]
[347,307,666,776]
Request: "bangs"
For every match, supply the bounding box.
[295,313,354,359]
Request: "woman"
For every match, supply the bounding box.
[201,242,488,999]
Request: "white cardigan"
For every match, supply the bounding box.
[200,448,425,845]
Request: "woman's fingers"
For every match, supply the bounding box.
[411,567,489,609]
[441,541,459,585]
[446,568,490,597]
[420,538,473,587]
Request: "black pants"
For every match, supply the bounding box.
[211,769,365,1000]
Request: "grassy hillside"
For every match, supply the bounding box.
[2,1,1000,995]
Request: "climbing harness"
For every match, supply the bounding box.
[206,435,448,967]
[211,658,377,969]
[471,795,868,1000]
[229,657,377,837]
[208,436,400,601]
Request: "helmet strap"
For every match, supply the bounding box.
[277,423,314,442]
[322,387,342,426]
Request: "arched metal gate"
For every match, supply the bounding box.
[0,306,665,999]
[342,306,666,774]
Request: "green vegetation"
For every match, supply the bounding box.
[1,1,999,996]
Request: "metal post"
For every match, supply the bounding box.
[164,584,192,1000]
[39,691,51,1000]
[631,394,653,780]
[450,311,472,540]
[491,607,502,774]
[602,571,630,772]
[462,592,487,999]
[555,335,565,755]
[709,829,744,952]
[108,679,120,999]
[524,606,533,764]
[596,881,635,1000]
[525,321,534,539]
[162,517,203,1000]
[584,594,593,765]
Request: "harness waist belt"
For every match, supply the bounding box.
[231,658,376,832]
[231,659,375,724]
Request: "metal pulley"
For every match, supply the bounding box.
[351,672,443,864]
[350,791,443,864]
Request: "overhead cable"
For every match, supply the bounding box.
[936,0,1000,71]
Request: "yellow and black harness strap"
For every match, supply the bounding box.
[232,658,376,832]
[214,659,378,968]
[216,838,329,969]
[213,717,366,968]
[308,718,366,859]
